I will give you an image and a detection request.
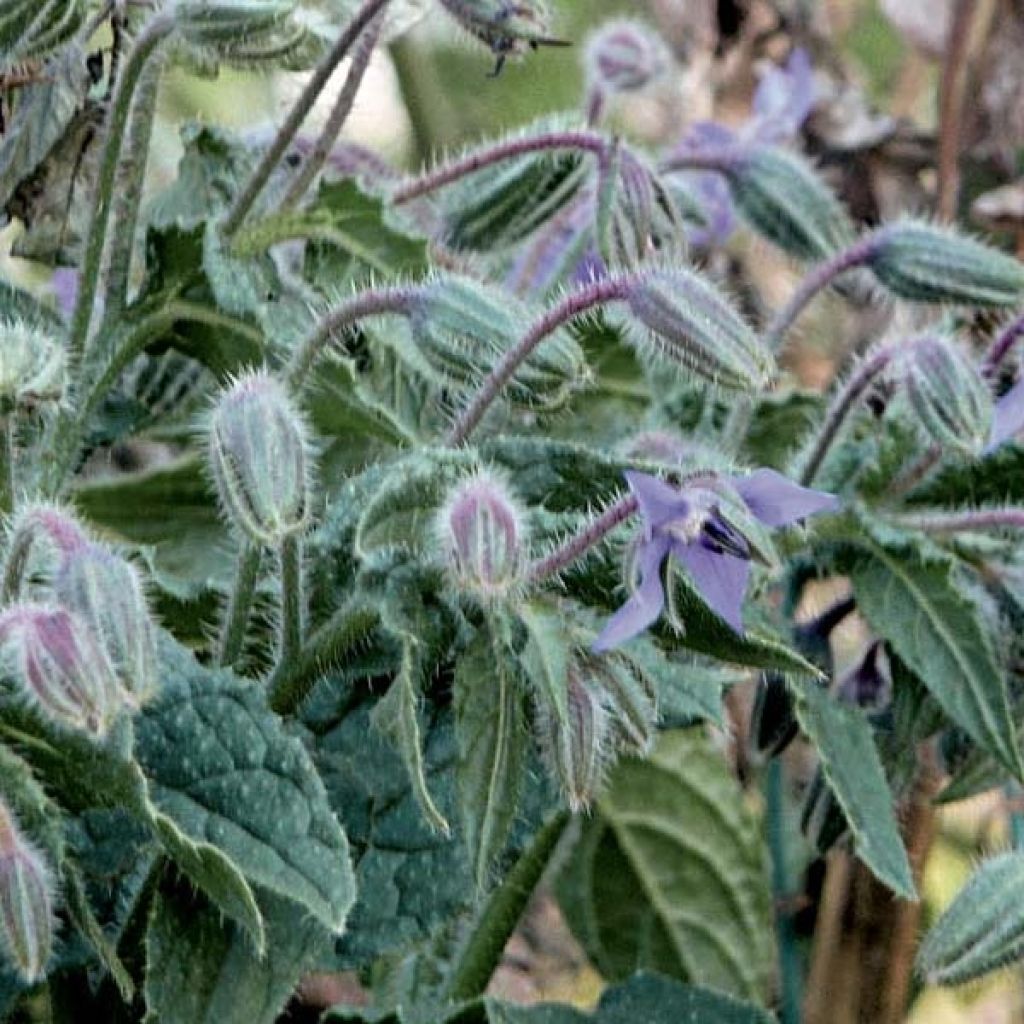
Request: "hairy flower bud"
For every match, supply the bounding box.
[724,147,855,262]
[0,604,119,737]
[207,371,310,546]
[916,852,1024,985]
[868,220,1024,306]
[748,671,799,760]
[440,472,525,600]
[584,18,669,96]
[0,320,65,412]
[2,503,89,601]
[619,267,774,391]
[893,334,992,455]
[0,800,55,983]
[536,663,611,813]
[438,0,563,68]
[54,544,159,706]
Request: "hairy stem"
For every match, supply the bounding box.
[268,600,379,715]
[0,416,14,519]
[763,235,879,353]
[218,545,262,668]
[391,130,609,205]
[276,535,304,676]
[280,11,384,209]
[443,811,570,1004]
[67,14,174,374]
[893,507,1024,533]
[982,311,1024,378]
[285,286,416,390]
[887,444,942,500]
[528,494,638,582]
[220,0,393,237]
[936,0,979,222]
[799,346,895,486]
[448,275,632,445]
[102,54,165,323]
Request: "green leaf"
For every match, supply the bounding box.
[792,680,916,899]
[517,601,571,731]
[849,539,1023,778]
[741,389,824,470]
[455,620,529,887]
[144,885,332,1024]
[557,730,773,1001]
[371,638,451,835]
[135,641,356,934]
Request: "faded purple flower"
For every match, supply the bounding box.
[49,269,79,323]
[988,377,1024,450]
[592,468,837,652]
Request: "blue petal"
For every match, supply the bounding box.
[592,535,670,652]
[625,471,691,533]
[732,468,838,527]
[989,377,1024,450]
[673,540,750,635]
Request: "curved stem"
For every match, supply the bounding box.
[103,53,165,323]
[799,346,895,486]
[763,234,879,353]
[217,545,262,668]
[447,275,632,445]
[893,507,1024,534]
[67,14,174,375]
[657,146,743,176]
[220,0,393,237]
[276,536,304,676]
[285,286,416,390]
[443,811,570,1004]
[268,600,379,715]
[391,130,609,206]
[528,494,638,582]
[982,311,1024,378]
[279,11,384,209]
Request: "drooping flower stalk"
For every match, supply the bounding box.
[67,14,175,374]
[447,275,632,445]
[279,9,385,209]
[391,129,609,205]
[220,0,393,237]
[799,346,896,486]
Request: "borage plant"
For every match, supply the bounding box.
[1,2,1024,1022]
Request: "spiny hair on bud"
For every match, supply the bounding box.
[616,264,775,393]
[867,217,1024,307]
[437,468,528,602]
[0,798,56,984]
[204,368,314,548]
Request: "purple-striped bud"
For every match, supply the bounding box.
[440,472,525,601]
[0,800,55,983]
[584,18,669,96]
[892,334,992,455]
[0,604,119,737]
[2,503,89,600]
[619,267,774,391]
[868,220,1024,307]
[207,371,311,547]
[54,544,159,707]
[535,662,612,813]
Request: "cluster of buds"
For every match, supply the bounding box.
[438,471,526,602]
[206,371,311,548]
[0,504,161,736]
[0,799,55,983]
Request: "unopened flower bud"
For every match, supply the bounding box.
[2,503,89,601]
[620,267,774,392]
[868,220,1024,307]
[584,18,670,96]
[536,663,611,813]
[894,334,992,455]
[0,320,65,412]
[207,371,311,547]
[0,800,55,983]
[748,671,799,760]
[438,0,564,68]
[0,604,119,737]
[724,147,855,262]
[440,472,525,600]
[54,544,159,706]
